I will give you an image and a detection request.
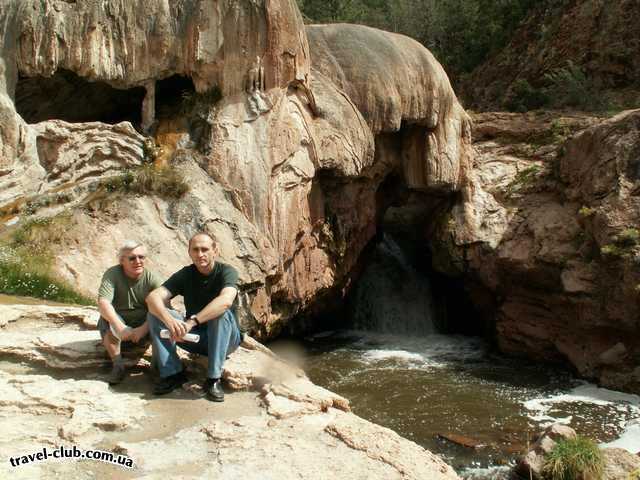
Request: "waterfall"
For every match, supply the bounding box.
[350,233,436,336]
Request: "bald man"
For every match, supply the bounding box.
[146,233,242,401]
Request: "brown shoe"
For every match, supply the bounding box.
[107,364,127,385]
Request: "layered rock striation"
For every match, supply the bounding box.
[433,110,640,392]
[0,2,472,340]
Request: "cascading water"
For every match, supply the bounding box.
[350,233,436,335]
[270,232,640,479]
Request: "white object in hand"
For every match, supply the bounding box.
[160,329,200,343]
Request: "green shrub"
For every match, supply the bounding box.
[99,165,189,199]
[614,228,640,247]
[544,61,610,111]
[0,249,93,305]
[543,436,604,480]
[0,216,93,305]
[600,244,627,259]
[578,206,596,218]
[506,164,543,195]
[506,78,550,112]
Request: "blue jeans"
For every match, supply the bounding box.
[148,309,241,379]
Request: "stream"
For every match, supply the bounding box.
[271,233,640,478]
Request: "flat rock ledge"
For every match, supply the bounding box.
[0,303,459,479]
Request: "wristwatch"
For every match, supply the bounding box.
[189,314,200,326]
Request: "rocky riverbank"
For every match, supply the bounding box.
[0,301,459,479]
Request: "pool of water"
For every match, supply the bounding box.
[270,330,640,478]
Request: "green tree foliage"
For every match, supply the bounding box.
[297,0,537,77]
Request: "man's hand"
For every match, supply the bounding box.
[118,326,134,342]
[129,326,147,343]
[165,316,193,342]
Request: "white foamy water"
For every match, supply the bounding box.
[522,383,640,453]
[362,349,425,361]
[603,418,640,453]
[320,330,487,366]
[460,465,511,480]
[302,328,640,473]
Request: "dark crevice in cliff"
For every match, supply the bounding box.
[15,69,145,125]
[343,219,482,337]
[155,75,196,119]
[283,166,482,339]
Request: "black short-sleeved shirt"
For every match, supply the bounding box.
[162,261,239,317]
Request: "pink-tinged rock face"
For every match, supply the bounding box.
[0,5,474,348]
[5,0,309,96]
[436,110,640,393]
[307,23,473,193]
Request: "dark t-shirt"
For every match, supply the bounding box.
[162,261,239,318]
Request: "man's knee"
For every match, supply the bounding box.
[207,309,233,330]
[147,311,163,330]
[102,330,120,346]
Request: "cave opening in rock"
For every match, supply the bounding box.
[286,171,483,340]
[345,187,483,338]
[15,69,145,125]
[155,74,196,119]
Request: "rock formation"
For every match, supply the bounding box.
[0,303,460,479]
[0,1,472,340]
[433,110,640,393]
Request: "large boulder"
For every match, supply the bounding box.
[308,24,472,193]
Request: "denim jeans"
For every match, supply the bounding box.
[148,309,241,379]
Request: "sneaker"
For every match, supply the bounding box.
[107,364,127,385]
[205,378,224,402]
[153,370,188,395]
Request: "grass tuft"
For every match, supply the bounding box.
[542,436,604,480]
[0,215,93,305]
[99,164,189,198]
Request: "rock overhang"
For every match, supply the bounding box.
[3,0,310,96]
[0,1,475,343]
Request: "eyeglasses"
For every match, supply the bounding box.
[127,255,146,262]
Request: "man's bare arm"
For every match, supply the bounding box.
[193,287,237,324]
[98,298,132,340]
[146,286,188,339]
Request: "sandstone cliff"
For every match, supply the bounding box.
[0,2,472,340]
[433,109,640,393]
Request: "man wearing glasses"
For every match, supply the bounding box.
[97,240,162,385]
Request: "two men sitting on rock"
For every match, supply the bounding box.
[98,241,161,385]
[98,233,242,401]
